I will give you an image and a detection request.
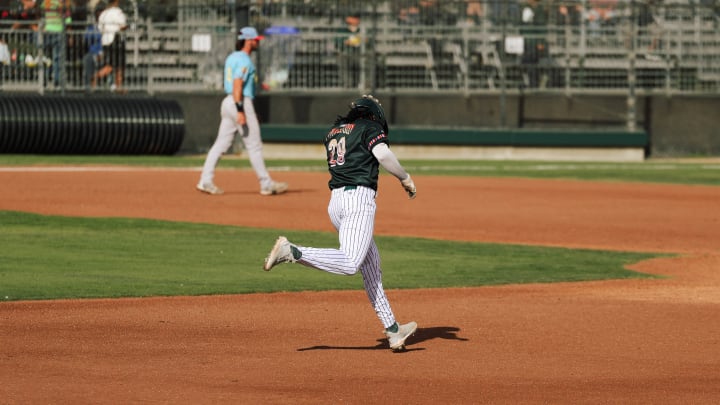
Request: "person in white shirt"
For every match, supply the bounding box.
[96,0,127,92]
[0,36,10,88]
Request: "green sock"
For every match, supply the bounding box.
[386,322,399,333]
[290,246,302,260]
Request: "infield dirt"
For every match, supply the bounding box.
[1,168,719,404]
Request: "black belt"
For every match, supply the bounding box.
[343,185,357,191]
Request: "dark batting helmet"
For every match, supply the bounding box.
[350,95,389,135]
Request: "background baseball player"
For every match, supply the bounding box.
[263,95,418,351]
[197,26,288,196]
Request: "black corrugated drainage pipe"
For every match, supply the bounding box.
[0,94,185,155]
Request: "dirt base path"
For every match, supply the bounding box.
[1,168,719,404]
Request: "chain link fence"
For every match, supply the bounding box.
[1,0,718,95]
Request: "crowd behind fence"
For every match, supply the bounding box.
[0,0,718,95]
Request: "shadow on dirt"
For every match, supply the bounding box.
[296,326,468,351]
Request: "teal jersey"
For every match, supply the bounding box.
[324,118,389,190]
[223,51,256,98]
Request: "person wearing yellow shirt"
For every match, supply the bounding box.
[42,0,72,88]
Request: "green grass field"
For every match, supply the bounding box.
[1,154,719,185]
[3,155,711,302]
[0,211,660,301]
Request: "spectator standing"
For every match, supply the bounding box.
[197,26,288,196]
[10,0,39,78]
[0,5,8,87]
[82,5,103,91]
[10,0,39,32]
[637,0,662,58]
[418,0,439,25]
[334,13,362,89]
[0,35,9,87]
[552,0,583,59]
[41,0,72,89]
[396,3,420,25]
[96,0,127,92]
[520,0,550,88]
[585,0,619,43]
[556,0,583,27]
[465,1,484,26]
[413,0,457,26]
[0,36,9,65]
[487,0,522,26]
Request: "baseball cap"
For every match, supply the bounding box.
[238,27,264,41]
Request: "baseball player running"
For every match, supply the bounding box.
[263,95,418,351]
[197,26,288,196]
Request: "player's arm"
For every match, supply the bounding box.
[233,77,245,125]
[372,143,416,199]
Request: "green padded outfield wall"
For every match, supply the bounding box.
[259,125,647,148]
[164,93,719,156]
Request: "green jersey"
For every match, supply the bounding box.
[324,118,389,191]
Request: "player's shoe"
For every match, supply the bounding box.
[385,321,418,351]
[260,181,288,196]
[263,236,297,271]
[196,182,224,195]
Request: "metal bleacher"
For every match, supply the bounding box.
[268,0,719,94]
[1,0,719,95]
[124,24,207,91]
[375,38,438,90]
[283,32,338,88]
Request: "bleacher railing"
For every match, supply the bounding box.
[1,0,718,95]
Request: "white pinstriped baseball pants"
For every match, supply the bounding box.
[199,95,273,189]
[296,186,397,329]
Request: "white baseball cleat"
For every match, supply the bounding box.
[260,181,288,196]
[263,236,297,271]
[196,182,224,195]
[385,321,418,351]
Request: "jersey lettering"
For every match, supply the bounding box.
[325,124,355,142]
[327,137,347,167]
[367,133,387,149]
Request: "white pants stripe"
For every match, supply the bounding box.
[297,186,396,329]
[200,95,272,189]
